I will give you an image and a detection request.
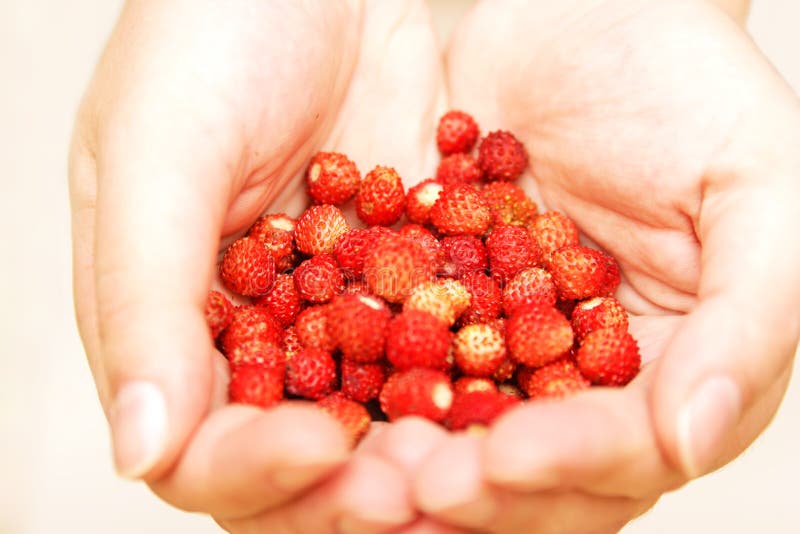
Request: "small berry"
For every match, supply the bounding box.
[205,290,234,339]
[507,306,574,368]
[545,245,616,301]
[380,368,454,422]
[571,296,628,341]
[295,204,350,256]
[326,294,391,363]
[386,310,453,371]
[453,377,498,395]
[295,305,337,352]
[436,110,479,155]
[517,359,590,400]
[439,235,488,278]
[529,211,580,258]
[444,390,519,431]
[341,360,386,403]
[486,225,540,285]
[453,323,507,377]
[404,279,470,326]
[228,339,286,368]
[405,179,443,225]
[481,182,538,228]
[317,392,372,447]
[247,213,297,272]
[286,347,337,400]
[306,152,360,205]
[334,228,378,280]
[229,362,285,409]
[356,166,405,226]
[220,306,282,355]
[502,267,557,316]
[478,130,528,182]
[458,271,503,325]
[436,153,483,184]
[293,254,345,303]
[576,327,640,386]
[363,234,435,303]
[398,224,445,270]
[219,237,276,297]
[430,183,491,236]
[253,273,302,327]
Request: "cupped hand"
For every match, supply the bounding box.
[403,0,800,531]
[69,0,444,530]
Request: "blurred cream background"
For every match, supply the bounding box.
[1,1,798,533]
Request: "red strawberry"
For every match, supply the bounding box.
[317,392,372,447]
[576,327,640,386]
[295,204,350,256]
[219,237,276,297]
[478,130,528,182]
[306,152,360,205]
[248,213,297,272]
[571,296,628,341]
[334,228,377,280]
[220,306,282,355]
[380,368,454,422]
[228,339,286,368]
[502,267,557,316]
[453,323,506,377]
[439,235,488,278]
[481,181,538,228]
[229,362,285,409]
[545,245,617,301]
[517,359,590,400]
[430,183,491,236]
[253,273,302,327]
[295,305,337,352]
[341,360,386,403]
[363,234,435,303]
[398,224,445,270]
[205,290,234,339]
[293,254,345,304]
[385,310,453,371]
[326,294,391,363]
[444,390,519,431]
[458,271,503,326]
[453,376,498,395]
[506,305,574,367]
[286,347,337,400]
[281,326,302,358]
[356,166,405,226]
[403,279,471,326]
[405,179,443,225]
[529,211,579,258]
[486,225,540,285]
[436,110,480,155]
[436,153,483,184]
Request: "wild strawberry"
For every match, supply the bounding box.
[220,306,282,355]
[205,290,234,339]
[453,323,506,377]
[436,110,480,155]
[341,360,386,403]
[385,310,453,371]
[306,152,360,205]
[439,235,488,278]
[571,296,628,341]
[405,179,443,225]
[502,267,557,316]
[326,294,391,363]
[317,392,372,447]
[444,390,519,431]
[253,273,302,327]
[363,234,435,303]
[380,368,454,422]
[486,225,541,285]
[545,245,617,301]
[529,211,580,258]
[576,327,640,386]
[598,253,621,296]
[219,237,276,297]
[478,130,528,182]
[295,305,337,352]
[436,153,483,184]
[281,326,302,358]
[517,359,590,400]
[285,347,337,400]
[453,376,498,395]
[430,183,491,236]
[229,362,285,409]
[458,271,503,325]
[403,279,470,326]
[507,305,574,367]
[481,182,538,228]
[398,224,445,270]
[356,166,405,226]
[295,204,350,256]
[334,228,378,280]
[293,254,345,304]
[228,339,286,368]
[248,213,297,272]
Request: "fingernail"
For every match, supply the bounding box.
[271,455,347,492]
[109,381,168,478]
[677,376,741,478]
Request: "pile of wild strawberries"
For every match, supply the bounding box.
[205,111,640,446]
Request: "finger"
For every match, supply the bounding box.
[150,403,349,518]
[365,416,449,474]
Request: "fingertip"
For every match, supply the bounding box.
[371,416,449,473]
[109,381,168,478]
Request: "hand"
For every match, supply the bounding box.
[68,0,443,530]
[398,0,800,531]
